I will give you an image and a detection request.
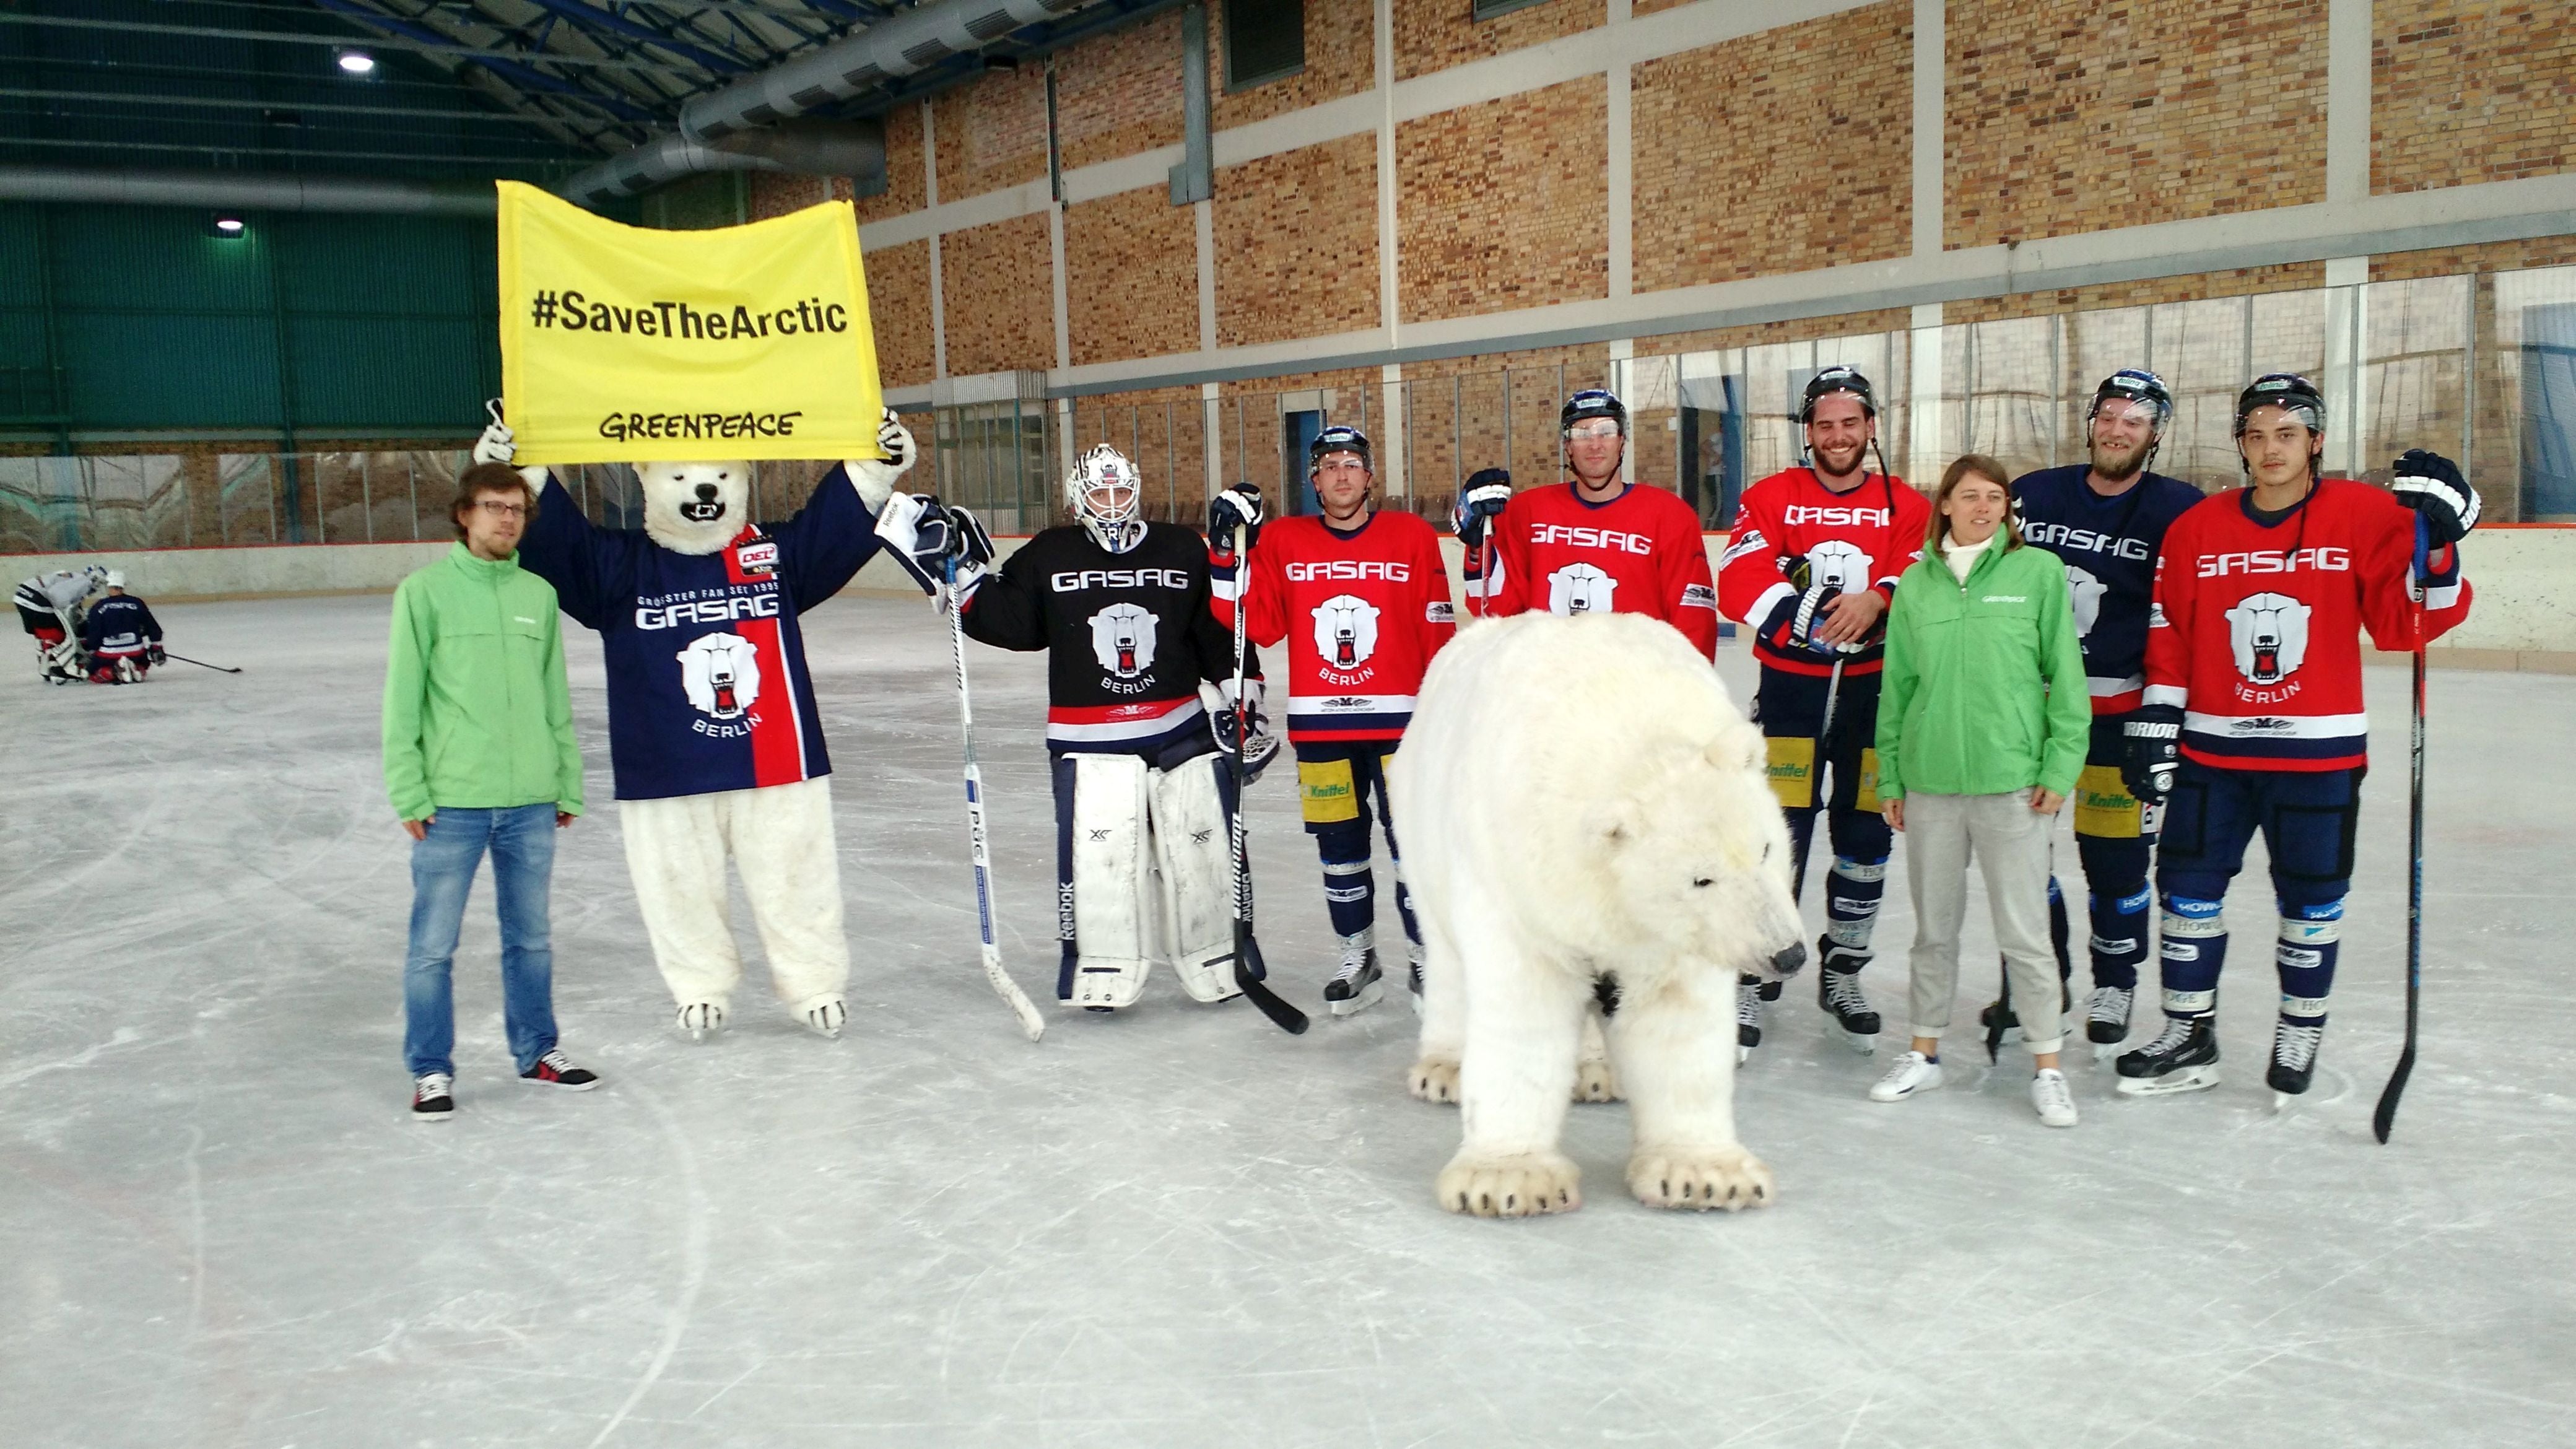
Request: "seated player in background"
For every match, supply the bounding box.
[16,564,105,684]
[80,571,165,684]
[2117,372,2476,1100]
[1210,426,1455,1016]
[877,445,1271,1014]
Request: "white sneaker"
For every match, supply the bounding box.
[1868,1050,1943,1102]
[2030,1068,2079,1127]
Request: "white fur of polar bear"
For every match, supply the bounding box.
[1390,612,1805,1216]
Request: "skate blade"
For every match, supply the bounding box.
[1329,980,1385,1017]
[2116,1066,2219,1097]
[1842,1029,1878,1056]
[1736,1045,1752,1066]
[2092,1042,2122,1065]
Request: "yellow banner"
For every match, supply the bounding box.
[495,180,883,464]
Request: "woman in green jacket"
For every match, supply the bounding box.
[1871,455,2091,1126]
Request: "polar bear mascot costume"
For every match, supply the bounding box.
[476,411,913,1042]
[1393,612,1808,1216]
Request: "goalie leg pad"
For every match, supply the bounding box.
[1061,752,1159,1009]
[1151,752,1241,1003]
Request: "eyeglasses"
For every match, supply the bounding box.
[1567,423,1622,442]
[472,500,528,518]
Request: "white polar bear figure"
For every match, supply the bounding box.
[1392,612,1806,1216]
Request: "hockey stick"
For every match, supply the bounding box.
[941,552,1045,1043]
[1212,528,1308,1036]
[1791,651,1848,904]
[2373,519,2432,1143]
[164,652,242,674]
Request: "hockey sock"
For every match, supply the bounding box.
[2276,897,2342,1029]
[1824,855,1887,959]
[1315,819,1377,941]
[1784,810,1820,900]
[1388,854,1422,947]
[2156,893,2226,1019]
[2078,835,2153,991]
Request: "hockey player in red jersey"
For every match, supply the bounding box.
[2117,372,2476,1100]
[1212,425,1455,1016]
[1455,388,1719,658]
[1716,365,1930,1060]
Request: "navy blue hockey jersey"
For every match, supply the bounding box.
[80,594,161,658]
[516,467,884,801]
[2011,464,2204,714]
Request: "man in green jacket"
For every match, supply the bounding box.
[384,462,595,1121]
[1869,456,2092,1126]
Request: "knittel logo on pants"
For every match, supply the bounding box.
[2224,591,2311,685]
[1089,603,1157,680]
[1312,594,1381,669]
[677,631,762,719]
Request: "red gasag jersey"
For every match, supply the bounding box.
[2145,479,2470,772]
[1461,481,1718,659]
[1213,510,1456,743]
[1716,466,1929,677]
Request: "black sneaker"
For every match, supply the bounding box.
[412,1072,455,1121]
[519,1050,599,1090]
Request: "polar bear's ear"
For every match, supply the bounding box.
[1705,723,1765,775]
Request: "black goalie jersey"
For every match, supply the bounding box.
[960,521,1254,757]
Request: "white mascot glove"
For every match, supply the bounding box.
[846,408,917,515]
[472,409,549,489]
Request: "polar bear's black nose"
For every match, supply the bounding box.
[694,483,719,502]
[1769,941,1808,977]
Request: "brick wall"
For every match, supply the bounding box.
[1633,2,1911,294]
[1391,0,1603,84]
[1946,0,2330,248]
[1947,263,2328,323]
[1209,0,1374,128]
[1397,77,1608,324]
[2375,1,2576,194]
[866,238,936,389]
[1058,9,1187,170]
[746,171,832,222]
[1212,134,1379,347]
[1066,185,1199,365]
[2372,236,2576,282]
[939,212,1053,376]
[933,66,1051,204]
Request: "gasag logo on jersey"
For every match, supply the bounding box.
[1312,593,1382,677]
[676,630,762,733]
[635,590,782,630]
[1548,562,1617,615]
[1531,523,1652,555]
[1285,559,1410,583]
[2224,591,2311,690]
[2026,521,2150,560]
[1785,505,1891,528]
[1088,601,1159,689]
[2066,564,2108,638]
[1051,567,1191,592]
[2196,547,2351,578]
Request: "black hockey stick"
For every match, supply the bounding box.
[164,653,242,674]
[1213,518,1307,1036]
[2374,520,2432,1144]
[1791,651,1848,903]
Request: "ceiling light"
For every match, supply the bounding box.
[209,214,246,238]
[337,50,376,76]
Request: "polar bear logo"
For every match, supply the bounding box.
[1806,537,1871,594]
[1089,601,1157,680]
[1392,612,1806,1217]
[1547,562,1617,616]
[2225,591,2310,684]
[2066,564,2108,638]
[1313,593,1380,669]
[677,631,762,719]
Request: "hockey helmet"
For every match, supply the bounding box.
[82,564,108,587]
[103,570,126,588]
[1066,443,1147,554]
[2234,372,2325,437]
[1798,365,1877,424]
[1308,424,1373,474]
[1560,388,1629,438]
[2089,368,2173,432]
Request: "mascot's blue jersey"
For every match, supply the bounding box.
[517,466,883,800]
[2010,464,2204,715]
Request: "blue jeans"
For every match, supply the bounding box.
[403,804,560,1077]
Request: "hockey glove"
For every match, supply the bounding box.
[872,493,990,599]
[1208,482,1263,554]
[1785,581,1864,656]
[846,409,918,514]
[1451,469,1512,550]
[1209,677,1278,782]
[147,644,165,668]
[2120,704,2184,806]
[2390,448,2479,547]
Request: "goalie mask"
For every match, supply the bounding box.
[1068,443,1147,555]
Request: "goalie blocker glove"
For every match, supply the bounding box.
[2120,703,2182,805]
[1208,482,1263,554]
[2389,448,2479,548]
[874,493,994,599]
[1208,676,1279,781]
[1451,468,1512,550]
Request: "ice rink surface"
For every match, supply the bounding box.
[3,591,2572,1448]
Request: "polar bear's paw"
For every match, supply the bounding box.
[1408,1054,1461,1104]
[1627,1145,1775,1212]
[1572,1057,1622,1103]
[1437,1151,1582,1218]
[795,994,847,1040]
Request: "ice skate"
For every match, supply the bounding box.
[1816,936,1879,1053]
[2030,1068,2078,1127]
[798,995,847,1040]
[676,1001,724,1041]
[2087,985,2135,1060]
[1736,975,1782,1064]
[2115,1016,2220,1095]
[412,1071,455,1121]
[2268,1015,2325,1107]
[1406,942,1424,1017]
[1324,946,1383,1018]
[1868,1050,1943,1102]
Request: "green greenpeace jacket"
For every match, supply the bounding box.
[1874,534,2090,801]
[382,543,583,821]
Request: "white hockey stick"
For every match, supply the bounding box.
[942,551,1046,1042]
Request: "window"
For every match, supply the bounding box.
[1473,0,1552,19]
[1222,0,1303,92]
